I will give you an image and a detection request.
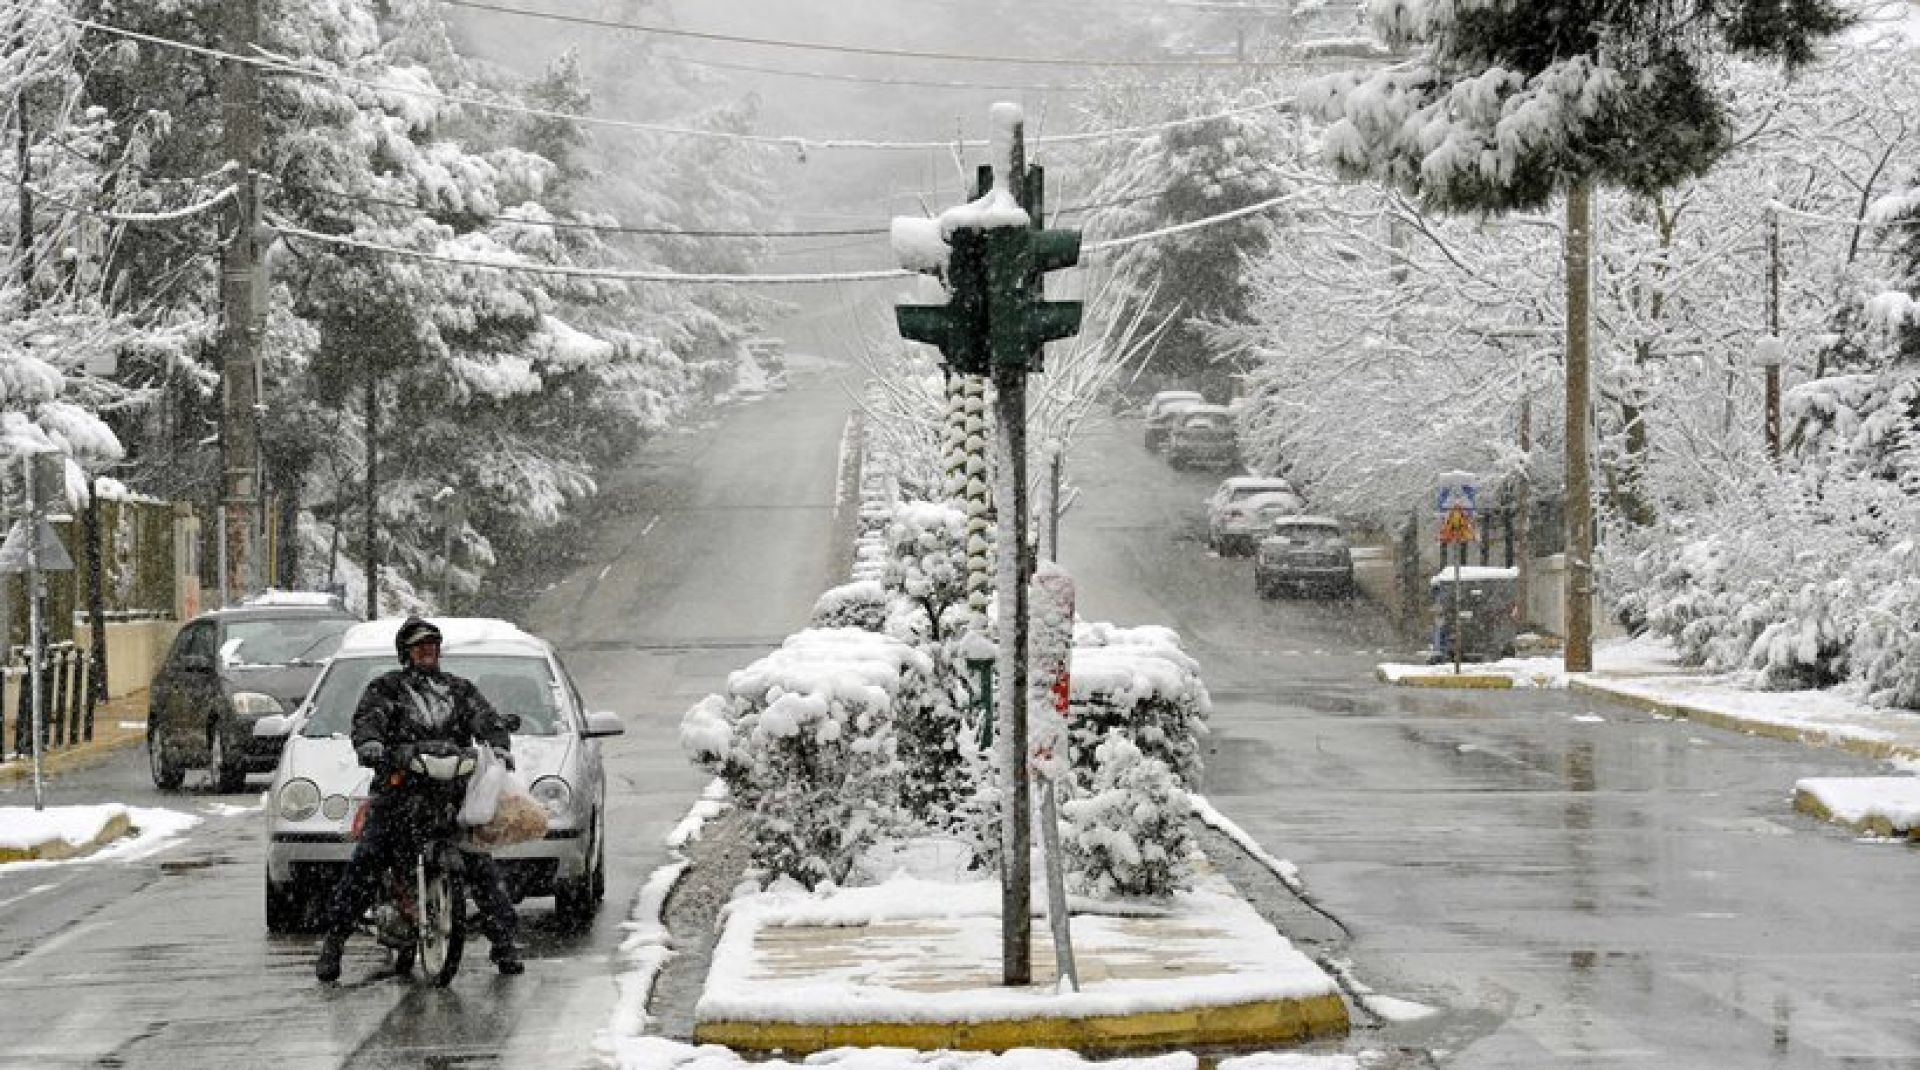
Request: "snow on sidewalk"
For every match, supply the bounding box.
[604,1037,1357,1070]
[1380,636,1920,761]
[690,867,1346,1054]
[1794,778,1920,838]
[0,804,198,865]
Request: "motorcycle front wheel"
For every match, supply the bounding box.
[415,855,466,986]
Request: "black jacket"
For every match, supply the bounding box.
[351,666,511,789]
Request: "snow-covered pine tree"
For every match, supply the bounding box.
[1061,731,1197,902]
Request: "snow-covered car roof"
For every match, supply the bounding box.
[239,589,348,610]
[1238,491,1305,510]
[332,617,551,660]
[1270,515,1342,529]
[1149,390,1204,402]
[1217,476,1294,494]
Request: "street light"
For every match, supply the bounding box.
[1754,334,1784,461]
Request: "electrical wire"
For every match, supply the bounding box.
[266,183,1306,284]
[650,50,1089,93]
[44,6,1303,153]
[440,0,1331,69]
[26,183,239,224]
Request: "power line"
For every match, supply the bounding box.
[651,51,1089,93]
[265,186,1307,284]
[28,183,239,224]
[48,7,1300,153]
[440,0,1326,69]
[278,182,887,237]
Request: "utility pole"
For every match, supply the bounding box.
[1515,392,1532,623]
[217,0,267,603]
[1764,206,1783,461]
[1563,183,1594,673]
[363,368,379,619]
[893,104,1083,988]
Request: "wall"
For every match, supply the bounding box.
[73,619,181,700]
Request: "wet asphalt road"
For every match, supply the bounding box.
[0,305,862,1069]
[1064,416,1920,1068]
[4,316,1920,1067]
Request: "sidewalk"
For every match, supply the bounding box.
[0,689,150,789]
[1380,637,1920,764]
[689,865,1348,1056]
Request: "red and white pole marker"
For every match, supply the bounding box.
[1028,561,1078,992]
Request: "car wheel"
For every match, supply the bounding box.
[209,722,247,793]
[149,725,185,790]
[266,877,312,933]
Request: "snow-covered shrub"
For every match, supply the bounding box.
[1061,732,1198,901]
[679,628,933,888]
[879,501,976,829]
[811,580,889,632]
[883,501,969,642]
[1068,623,1211,789]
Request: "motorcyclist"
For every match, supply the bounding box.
[315,616,525,983]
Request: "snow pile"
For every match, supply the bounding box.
[681,629,935,887]
[1795,776,1920,833]
[0,805,198,866]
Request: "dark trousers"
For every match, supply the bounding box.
[321,793,518,952]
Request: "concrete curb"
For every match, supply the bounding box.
[694,992,1351,1055]
[1376,667,1516,689]
[1568,679,1920,764]
[0,693,150,788]
[0,809,134,864]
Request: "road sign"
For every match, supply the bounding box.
[1435,470,1480,516]
[1438,504,1478,546]
[0,518,73,573]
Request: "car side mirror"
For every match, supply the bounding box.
[252,714,291,740]
[583,710,625,739]
[503,713,523,733]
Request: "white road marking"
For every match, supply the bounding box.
[0,882,59,912]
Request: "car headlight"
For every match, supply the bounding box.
[231,692,285,717]
[278,778,321,821]
[321,794,350,821]
[529,776,573,817]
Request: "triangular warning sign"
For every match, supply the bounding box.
[1438,504,1477,546]
[0,518,74,573]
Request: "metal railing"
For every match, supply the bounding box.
[1,643,97,760]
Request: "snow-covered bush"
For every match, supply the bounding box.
[679,628,933,888]
[878,501,977,830]
[811,580,889,632]
[1068,623,1211,789]
[1061,732,1198,901]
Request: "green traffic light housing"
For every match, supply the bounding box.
[895,227,991,376]
[987,226,1084,373]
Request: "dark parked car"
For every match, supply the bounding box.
[1164,405,1240,469]
[147,595,357,791]
[1255,516,1355,598]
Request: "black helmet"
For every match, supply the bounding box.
[395,616,443,664]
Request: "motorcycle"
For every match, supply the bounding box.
[353,740,479,986]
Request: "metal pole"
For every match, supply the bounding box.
[994,117,1033,988]
[1765,207,1782,462]
[85,479,105,735]
[25,457,46,810]
[1563,182,1595,673]
[363,368,379,619]
[1047,450,1062,564]
[1451,544,1463,675]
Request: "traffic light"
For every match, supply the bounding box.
[986,225,1083,374]
[896,225,991,376]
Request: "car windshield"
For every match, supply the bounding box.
[300,654,567,737]
[1272,523,1342,546]
[221,617,354,667]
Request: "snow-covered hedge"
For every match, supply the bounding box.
[1068,622,1211,789]
[811,580,889,632]
[1061,732,1198,901]
[680,628,934,887]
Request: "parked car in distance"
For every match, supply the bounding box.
[1142,390,1206,451]
[1256,516,1355,598]
[1207,477,1304,554]
[257,617,625,932]
[147,599,358,792]
[1164,404,1240,469]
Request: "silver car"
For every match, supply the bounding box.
[256,618,624,932]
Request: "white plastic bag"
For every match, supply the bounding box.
[458,745,509,828]
[469,772,549,848]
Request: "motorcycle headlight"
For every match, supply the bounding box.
[231,692,285,717]
[278,778,321,821]
[529,776,572,817]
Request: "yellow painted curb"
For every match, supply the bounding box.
[1569,680,1920,764]
[695,993,1350,1055]
[0,810,134,864]
[1376,668,1514,689]
[1792,787,1920,840]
